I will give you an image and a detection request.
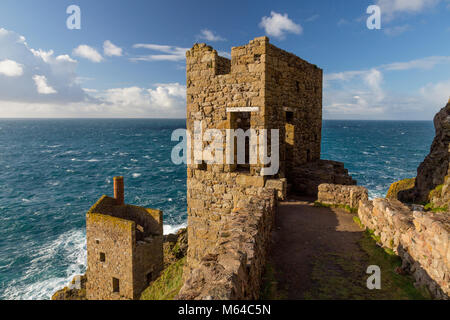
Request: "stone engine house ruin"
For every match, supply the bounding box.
[183,37,354,282]
[85,177,163,300]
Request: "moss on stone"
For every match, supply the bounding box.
[386,178,416,200]
[428,183,444,201]
[260,262,288,300]
[353,216,364,229]
[314,201,358,214]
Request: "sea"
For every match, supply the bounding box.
[0,119,434,300]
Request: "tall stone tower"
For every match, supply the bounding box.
[185,37,323,269]
[85,177,164,300]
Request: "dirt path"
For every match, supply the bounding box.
[264,196,428,300]
[267,198,366,299]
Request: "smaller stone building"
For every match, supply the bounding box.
[86,177,163,300]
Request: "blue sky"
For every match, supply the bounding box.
[0,0,449,119]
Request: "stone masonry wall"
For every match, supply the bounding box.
[86,195,163,300]
[183,37,324,299]
[177,190,276,300]
[317,183,368,209]
[358,198,449,299]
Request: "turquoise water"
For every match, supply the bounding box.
[0,119,434,299]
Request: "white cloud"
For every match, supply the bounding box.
[337,19,350,26]
[376,0,442,20]
[33,75,57,94]
[324,56,450,119]
[198,29,225,42]
[0,28,86,104]
[259,11,303,39]
[419,80,450,106]
[384,24,411,36]
[305,14,320,22]
[73,45,103,63]
[103,40,123,57]
[131,44,189,62]
[0,59,24,77]
[382,56,450,71]
[0,83,187,118]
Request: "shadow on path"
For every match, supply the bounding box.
[265,195,428,300]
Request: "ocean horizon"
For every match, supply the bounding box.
[0,119,435,300]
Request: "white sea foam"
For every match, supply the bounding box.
[132,173,141,178]
[1,229,86,300]
[163,222,187,235]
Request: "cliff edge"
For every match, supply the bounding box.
[398,101,450,204]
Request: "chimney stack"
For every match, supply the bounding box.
[113,176,124,205]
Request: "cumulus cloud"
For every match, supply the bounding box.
[0,28,188,118]
[419,80,450,106]
[259,11,302,39]
[376,0,442,20]
[0,83,186,118]
[73,45,103,62]
[324,56,450,119]
[103,40,123,57]
[0,28,86,104]
[131,44,189,62]
[198,29,225,42]
[33,75,57,94]
[0,59,23,77]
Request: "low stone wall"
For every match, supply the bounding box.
[358,198,449,299]
[176,190,276,300]
[317,184,368,210]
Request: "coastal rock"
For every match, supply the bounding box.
[292,160,356,196]
[386,178,416,200]
[399,101,450,204]
[51,274,87,300]
[163,228,188,268]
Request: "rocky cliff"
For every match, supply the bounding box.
[399,101,450,204]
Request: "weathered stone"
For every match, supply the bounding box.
[399,102,450,204]
[317,183,368,209]
[358,198,449,299]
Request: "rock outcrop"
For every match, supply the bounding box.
[51,275,87,300]
[292,160,356,196]
[399,101,450,204]
[386,178,416,200]
[163,228,188,268]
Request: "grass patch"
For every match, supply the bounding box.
[260,262,288,300]
[424,202,448,213]
[314,201,358,214]
[353,216,364,229]
[303,231,429,300]
[140,257,186,300]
